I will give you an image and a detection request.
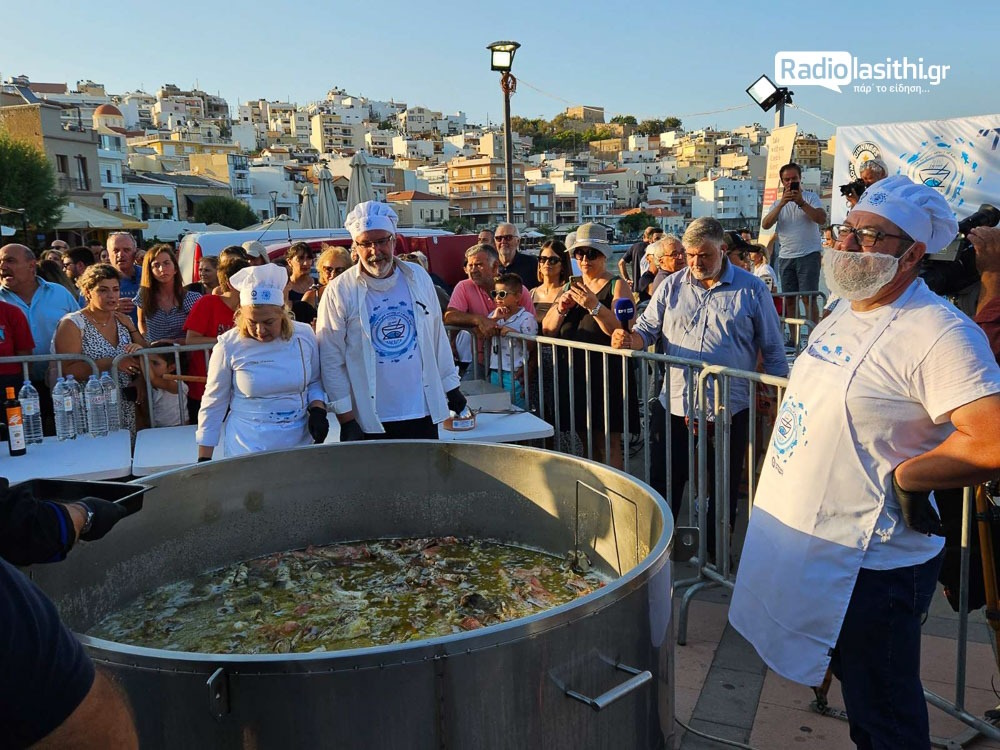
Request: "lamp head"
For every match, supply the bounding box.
[487,41,521,72]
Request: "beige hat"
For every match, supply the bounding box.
[572,223,612,257]
[241,240,269,260]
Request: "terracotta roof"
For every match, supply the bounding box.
[646,199,668,205]
[387,190,444,202]
[594,168,627,174]
[94,103,123,117]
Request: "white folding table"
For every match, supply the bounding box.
[1,431,133,483]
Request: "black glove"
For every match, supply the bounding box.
[339,419,365,442]
[892,471,944,537]
[197,456,211,463]
[446,387,468,414]
[77,498,128,542]
[308,406,330,444]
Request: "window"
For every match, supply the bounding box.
[56,154,69,174]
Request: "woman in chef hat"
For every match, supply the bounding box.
[196,263,329,460]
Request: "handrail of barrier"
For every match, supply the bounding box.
[0,352,100,384]
[110,343,215,429]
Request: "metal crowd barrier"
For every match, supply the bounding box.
[0,352,100,384]
[111,343,214,429]
[773,290,827,323]
[444,325,1000,744]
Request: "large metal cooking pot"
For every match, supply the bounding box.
[31,441,674,749]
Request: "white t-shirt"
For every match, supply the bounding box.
[365,273,428,422]
[807,281,1000,569]
[752,262,778,293]
[766,190,823,259]
[151,380,188,427]
[488,307,538,372]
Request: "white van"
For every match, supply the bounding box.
[177,226,455,283]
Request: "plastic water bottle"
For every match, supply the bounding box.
[100,372,121,433]
[84,375,108,437]
[17,380,43,445]
[65,374,87,436]
[52,377,77,441]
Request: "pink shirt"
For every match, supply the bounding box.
[447,280,535,317]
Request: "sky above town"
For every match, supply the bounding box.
[4,0,994,138]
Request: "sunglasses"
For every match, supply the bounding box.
[573,248,603,261]
[538,256,562,265]
[322,265,349,276]
[489,289,512,300]
[495,235,517,242]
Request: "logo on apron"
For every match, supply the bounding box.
[772,398,808,470]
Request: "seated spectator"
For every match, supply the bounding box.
[136,244,201,344]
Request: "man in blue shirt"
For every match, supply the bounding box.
[107,232,141,324]
[0,244,81,433]
[612,218,788,555]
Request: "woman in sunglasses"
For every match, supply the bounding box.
[303,245,352,309]
[541,224,636,469]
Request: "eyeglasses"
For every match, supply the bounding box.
[354,236,394,251]
[495,235,518,242]
[489,289,511,299]
[831,224,912,250]
[573,248,603,261]
[538,256,562,265]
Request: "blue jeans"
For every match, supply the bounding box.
[777,252,821,293]
[830,551,944,750]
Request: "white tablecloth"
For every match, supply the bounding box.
[1,432,133,483]
[132,411,554,476]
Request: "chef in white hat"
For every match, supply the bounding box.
[196,263,328,458]
[315,201,466,440]
[731,175,1000,748]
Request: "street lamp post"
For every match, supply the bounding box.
[269,190,279,219]
[487,41,520,226]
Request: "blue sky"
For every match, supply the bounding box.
[3,0,993,138]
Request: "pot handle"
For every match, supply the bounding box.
[565,662,652,711]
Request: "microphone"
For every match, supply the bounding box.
[614,298,635,332]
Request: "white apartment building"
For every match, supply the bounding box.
[309,114,366,153]
[416,163,449,197]
[593,167,645,208]
[691,177,759,227]
[392,135,434,160]
[647,184,695,219]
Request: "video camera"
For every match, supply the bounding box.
[921,204,1000,297]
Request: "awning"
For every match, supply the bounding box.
[55,202,147,230]
[139,193,173,209]
[185,194,212,205]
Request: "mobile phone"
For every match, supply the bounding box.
[790,181,800,192]
[569,275,583,285]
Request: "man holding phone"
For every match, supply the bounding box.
[761,163,826,312]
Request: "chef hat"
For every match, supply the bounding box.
[344,201,398,239]
[852,175,958,254]
[229,264,288,307]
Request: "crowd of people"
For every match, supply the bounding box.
[6,165,1000,748]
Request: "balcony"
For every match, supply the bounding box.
[56,175,91,192]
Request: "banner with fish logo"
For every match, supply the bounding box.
[832,113,1000,224]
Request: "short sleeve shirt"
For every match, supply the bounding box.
[0,300,35,375]
[765,190,823,259]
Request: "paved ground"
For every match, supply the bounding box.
[672,560,1000,749]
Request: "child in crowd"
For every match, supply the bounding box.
[487,274,537,408]
[142,341,189,428]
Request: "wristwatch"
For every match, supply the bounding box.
[589,301,603,317]
[77,503,94,535]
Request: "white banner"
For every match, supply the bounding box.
[832,114,1000,224]
[758,124,798,245]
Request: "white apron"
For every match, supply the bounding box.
[729,285,915,686]
[223,411,310,457]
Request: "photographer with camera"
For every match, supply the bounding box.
[970,226,1000,361]
[762,163,827,319]
[840,179,867,209]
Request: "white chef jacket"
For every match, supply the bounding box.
[196,322,325,455]
[316,260,460,435]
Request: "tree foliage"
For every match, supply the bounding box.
[193,196,259,229]
[0,133,64,234]
[439,217,474,234]
[509,114,681,154]
[617,212,659,237]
